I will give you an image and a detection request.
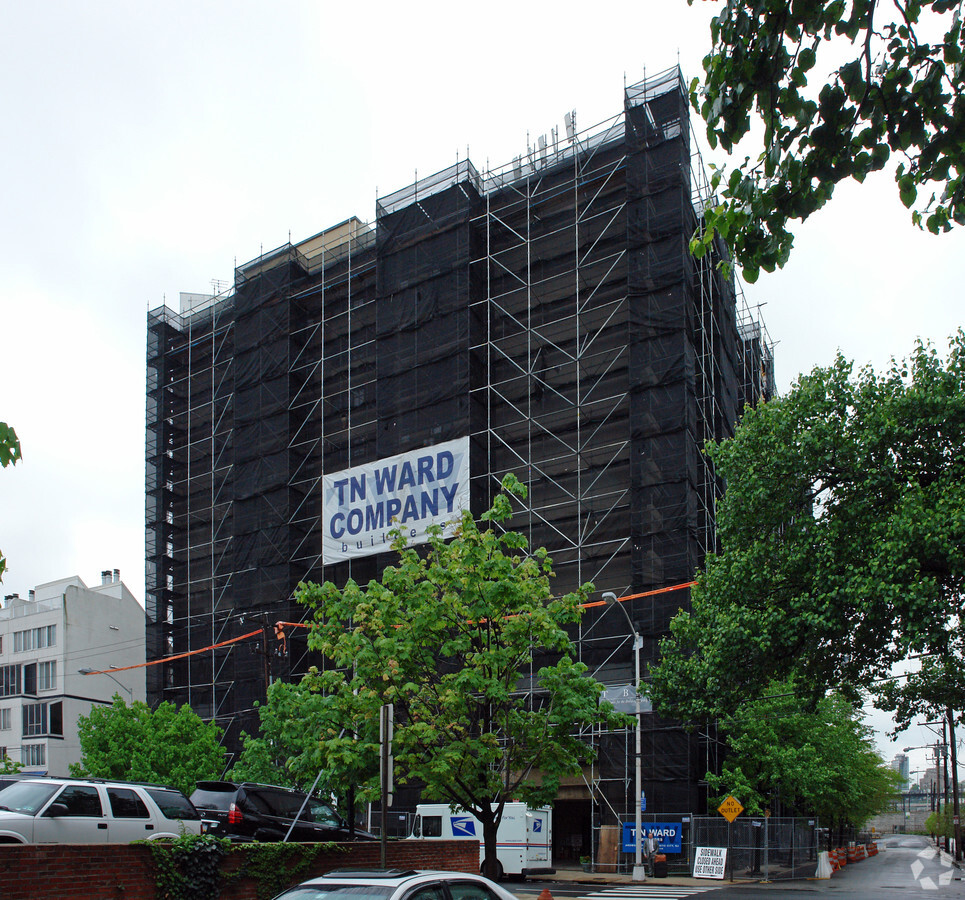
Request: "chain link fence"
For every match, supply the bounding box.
[605,815,821,881]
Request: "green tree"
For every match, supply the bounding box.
[925,805,954,842]
[707,685,900,837]
[649,333,965,721]
[0,421,22,582]
[688,0,965,281]
[228,675,380,833]
[1,754,23,775]
[876,655,965,736]
[297,474,628,878]
[70,698,226,796]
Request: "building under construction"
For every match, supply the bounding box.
[146,67,773,859]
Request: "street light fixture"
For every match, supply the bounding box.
[603,591,646,882]
[78,667,132,702]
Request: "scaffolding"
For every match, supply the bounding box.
[145,67,773,797]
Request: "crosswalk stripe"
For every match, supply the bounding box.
[583,890,714,899]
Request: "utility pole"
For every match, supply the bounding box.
[379,703,394,868]
[248,614,287,699]
[944,709,961,862]
[260,622,273,691]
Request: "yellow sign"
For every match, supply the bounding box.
[718,796,744,823]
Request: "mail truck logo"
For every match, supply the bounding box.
[451,816,477,837]
[532,819,543,832]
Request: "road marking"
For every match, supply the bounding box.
[583,888,715,899]
[909,843,953,890]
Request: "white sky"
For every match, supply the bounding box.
[1,2,960,775]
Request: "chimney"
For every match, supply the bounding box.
[113,568,120,583]
[101,570,112,585]
[28,590,35,601]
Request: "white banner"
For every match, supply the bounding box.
[693,846,727,879]
[323,436,470,564]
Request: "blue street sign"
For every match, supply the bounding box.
[640,791,647,812]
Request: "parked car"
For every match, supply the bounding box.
[0,776,202,843]
[190,780,376,843]
[270,868,518,900]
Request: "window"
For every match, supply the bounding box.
[21,702,61,737]
[55,784,102,816]
[145,788,200,820]
[420,815,443,837]
[0,708,9,730]
[21,743,45,766]
[108,787,149,818]
[0,665,20,697]
[407,885,447,900]
[23,702,47,736]
[49,701,63,737]
[23,663,36,695]
[13,625,55,653]
[447,882,502,900]
[38,660,56,691]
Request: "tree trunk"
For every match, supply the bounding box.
[482,818,501,880]
[347,783,357,839]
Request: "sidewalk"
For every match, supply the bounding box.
[526,864,758,889]
[529,847,963,891]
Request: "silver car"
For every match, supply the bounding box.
[272,869,520,900]
[0,777,202,843]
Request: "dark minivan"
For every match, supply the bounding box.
[190,781,376,843]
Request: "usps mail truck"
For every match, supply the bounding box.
[410,803,553,879]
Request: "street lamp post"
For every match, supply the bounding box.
[603,591,646,882]
[78,667,132,702]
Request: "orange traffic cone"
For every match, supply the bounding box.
[538,889,554,900]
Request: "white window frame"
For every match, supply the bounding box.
[21,743,45,766]
[0,665,20,697]
[38,660,56,692]
[13,625,56,654]
[23,702,47,737]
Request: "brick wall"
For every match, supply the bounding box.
[0,839,479,900]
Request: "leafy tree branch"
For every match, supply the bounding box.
[689,0,965,280]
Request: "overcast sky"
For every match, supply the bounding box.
[1,2,961,774]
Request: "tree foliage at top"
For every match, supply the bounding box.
[0,421,21,582]
[707,684,901,828]
[297,474,628,877]
[689,0,965,281]
[70,698,227,796]
[649,333,965,721]
[875,653,965,733]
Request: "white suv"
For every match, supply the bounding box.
[0,777,202,843]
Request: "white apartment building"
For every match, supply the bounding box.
[0,569,145,774]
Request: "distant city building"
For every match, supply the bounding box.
[0,570,144,774]
[891,752,910,786]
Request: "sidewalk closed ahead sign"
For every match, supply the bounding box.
[693,847,727,879]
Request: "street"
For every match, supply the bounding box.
[511,835,963,900]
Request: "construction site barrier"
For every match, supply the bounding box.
[825,843,876,876]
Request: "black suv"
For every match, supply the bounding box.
[189,781,376,843]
